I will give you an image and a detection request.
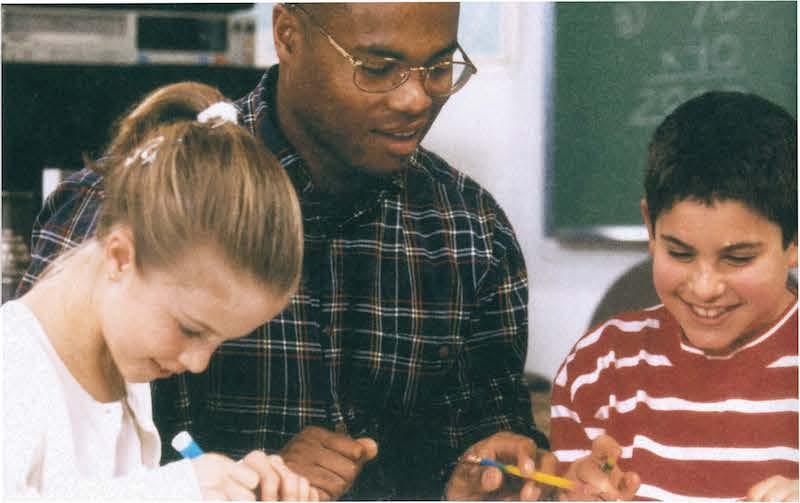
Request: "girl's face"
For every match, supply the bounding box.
[99,243,290,383]
[645,199,797,355]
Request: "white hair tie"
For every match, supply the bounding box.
[197,102,238,126]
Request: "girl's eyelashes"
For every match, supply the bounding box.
[179,325,204,338]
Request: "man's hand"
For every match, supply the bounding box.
[560,435,639,501]
[445,431,557,501]
[279,426,378,501]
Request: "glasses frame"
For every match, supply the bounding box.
[288,3,477,98]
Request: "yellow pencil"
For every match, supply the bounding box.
[466,456,575,491]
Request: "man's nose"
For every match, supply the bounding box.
[386,70,434,116]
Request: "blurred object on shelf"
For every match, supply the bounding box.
[42,168,77,204]
[2,4,256,66]
[2,191,35,301]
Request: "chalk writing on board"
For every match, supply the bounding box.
[628,2,748,127]
[613,4,646,39]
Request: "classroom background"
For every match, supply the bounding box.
[2,2,797,393]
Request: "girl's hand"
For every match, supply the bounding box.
[191,452,260,500]
[745,476,799,501]
[560,435,640,501]
[241,450,320,501]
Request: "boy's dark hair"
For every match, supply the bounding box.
[645,91,797,248]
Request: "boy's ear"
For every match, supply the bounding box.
[103,226,136,281]
[788,239,798,269]
[640,199,655,256]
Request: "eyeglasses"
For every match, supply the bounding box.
[289,4,477,99]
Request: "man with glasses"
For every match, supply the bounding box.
[19,3,552,500]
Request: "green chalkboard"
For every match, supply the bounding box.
[550,1,797,241]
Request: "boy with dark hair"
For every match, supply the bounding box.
[550,91,798,501]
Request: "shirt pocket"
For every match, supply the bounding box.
[343,327,464,415]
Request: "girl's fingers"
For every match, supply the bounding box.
[259,453,320,501]
[224,479,257,501]
[269,454,304,500]
[227,463,260,490]
[259,465,280,501]
[299,474,312,500]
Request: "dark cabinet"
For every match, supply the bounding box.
[2,62,267,196]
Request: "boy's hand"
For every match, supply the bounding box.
[279,426,378,501]
[560,435,640,501]
[240,450,319,501]
[191,452,259,500]
[445,431,557,501]
[745,475,799,501]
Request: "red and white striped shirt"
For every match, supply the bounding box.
[550,301,798,501]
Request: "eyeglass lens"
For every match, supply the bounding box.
[354,59,474,96]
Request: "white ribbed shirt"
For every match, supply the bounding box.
[2,300,202,499]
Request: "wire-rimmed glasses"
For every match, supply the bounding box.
[289,4,477,99]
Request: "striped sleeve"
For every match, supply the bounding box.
[550,320,625,468]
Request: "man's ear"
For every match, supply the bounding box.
[273,4,300,61]
[640,199,656,256]
[103,226,136,281]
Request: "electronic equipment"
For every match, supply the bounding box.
[2,5,256,66]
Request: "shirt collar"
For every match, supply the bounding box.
[242,65,409,223]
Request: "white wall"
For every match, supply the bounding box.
[249,2,651,381]
[423,3,650,381]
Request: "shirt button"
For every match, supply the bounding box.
[438,345,450,359]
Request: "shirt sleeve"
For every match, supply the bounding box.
[9,457,202,500]
[549,332,611,474]
[3,306,61,498]
[52,460,202,500]
[435,203,547,484]
[16,168,105,296]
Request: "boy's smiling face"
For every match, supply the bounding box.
[643,199,797,355]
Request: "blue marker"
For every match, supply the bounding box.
[171,431,204,459]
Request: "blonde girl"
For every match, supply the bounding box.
[3,82,313,500]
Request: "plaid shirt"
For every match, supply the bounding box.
[18,66,546,500]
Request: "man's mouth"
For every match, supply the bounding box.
[375,127,421,140]
[373,127,422,156]
[381,129,418,138]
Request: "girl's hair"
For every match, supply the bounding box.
[90,81,303,294]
